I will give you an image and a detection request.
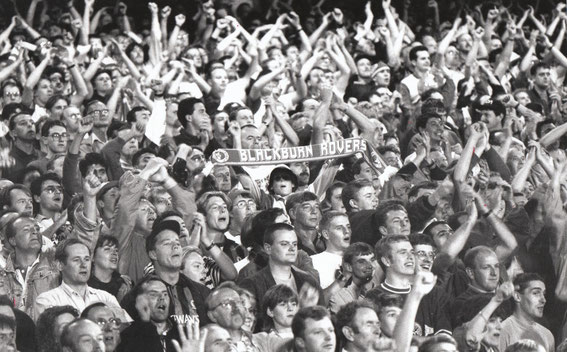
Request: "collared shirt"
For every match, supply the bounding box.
[225,231,242,246]
[34,281,132,322]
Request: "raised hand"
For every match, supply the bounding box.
[319,83,333,103]
[287,11,301,28]
[118,2,127,15]
[494,281,514,302]
[148,2,158,15]
[135,293,151,322]
[175,14,186,27]
[228,121,241,139]
[473,26,485,40]
[382,0,391,9]
[172,318,206,352]
[331,8,344,24]
[193,212,209,246]
[78,115,93,134]
[83,174,106,197]
[161,6,171,18]
[298,283,320,308]
[413,271,437,297]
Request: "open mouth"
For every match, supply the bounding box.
[110,258,118,264]
[157,304,167,311]
[420,263,431,270]
[343,236,351,242]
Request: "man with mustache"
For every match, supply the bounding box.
[206,282,260,351]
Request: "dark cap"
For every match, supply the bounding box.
[268,165,298,192]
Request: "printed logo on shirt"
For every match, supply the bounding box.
[171,314,200,325]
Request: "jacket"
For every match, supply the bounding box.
[4,250,60,321]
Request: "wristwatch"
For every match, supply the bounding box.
[204,242,218,251]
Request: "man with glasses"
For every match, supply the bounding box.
[205,281,259,351]
[30,173,65,233]
[3,112,39,183]
[82,302,121,352]
[1,81,22,107]
[3,215,60,320]
[227,190,257,245]
[86,100,112,153]
[374,235,452,336]
[29,120,68,173]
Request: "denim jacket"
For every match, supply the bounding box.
[5,250,60,320]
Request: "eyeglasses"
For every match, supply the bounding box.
[89,109,110,118]
[235,200,256,210]
[5,92,20,98]
[49,133,69,140]
[42,186,63,194]
[212,298,244,310]
[415,250,437,261]
[96,318,122,330]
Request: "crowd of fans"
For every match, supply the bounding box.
[2,0,567,351]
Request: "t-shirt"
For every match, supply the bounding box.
[311,252,342,289]
[499,315,554,352]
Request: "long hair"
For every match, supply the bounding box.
[36,305,79,352]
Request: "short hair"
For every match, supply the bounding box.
[351,158,368,176]
[530,61,551,76]
[407,182,437,200]
[79,153,107,178]
[93,235,119,258]
[463,246,496,269]
[180,246,203,271]
[80,302,108,318]
[177,97,203,128]
[126,106,149,124]
[335,300,378,343]
[536,119,555,138]
[45,95,68,111]
[409,45,428,61]
[375,235,410,264]
[8,112,33,131]
[154,209,184,226]
[132,148,156,168]
[418,335,458,352]
[1,184,31,209]
[341,179,372,213]
[285,191,318,216]
[375,200,407,226]
[263,222,295,245]
[261,285,298,331]
[343,242,374,266]
[291,306,330,340]
[55,238,89,264]
[514,272,545,294]
[243,208,286,248]
[416,112,443,131]
[229,106,251,122]
[30,172,61,198]
[196,191,231,214]
[40,119,66,137]
[365,291,404,313]
[408,233,436,248]
[324,181,346,208]
[3,215,33,241]
[0,314,15,333]
[205,281,241,310]
[60,318,94,349]
[319,211,348,233]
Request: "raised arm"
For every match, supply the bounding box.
[393,272,437,352]
[311,84,333,145]
[168,14,185,56]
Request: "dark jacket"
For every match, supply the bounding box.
[239,266,323,331]
[121,273,211,327]
[117,321,180,352]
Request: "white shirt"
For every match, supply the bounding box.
[311,251,342,289]
[34,282,132,322]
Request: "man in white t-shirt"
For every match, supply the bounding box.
[311,211,351,289]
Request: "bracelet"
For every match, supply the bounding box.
[482,209,493,218]
[204,242,217,251]
[67,64,76,69]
